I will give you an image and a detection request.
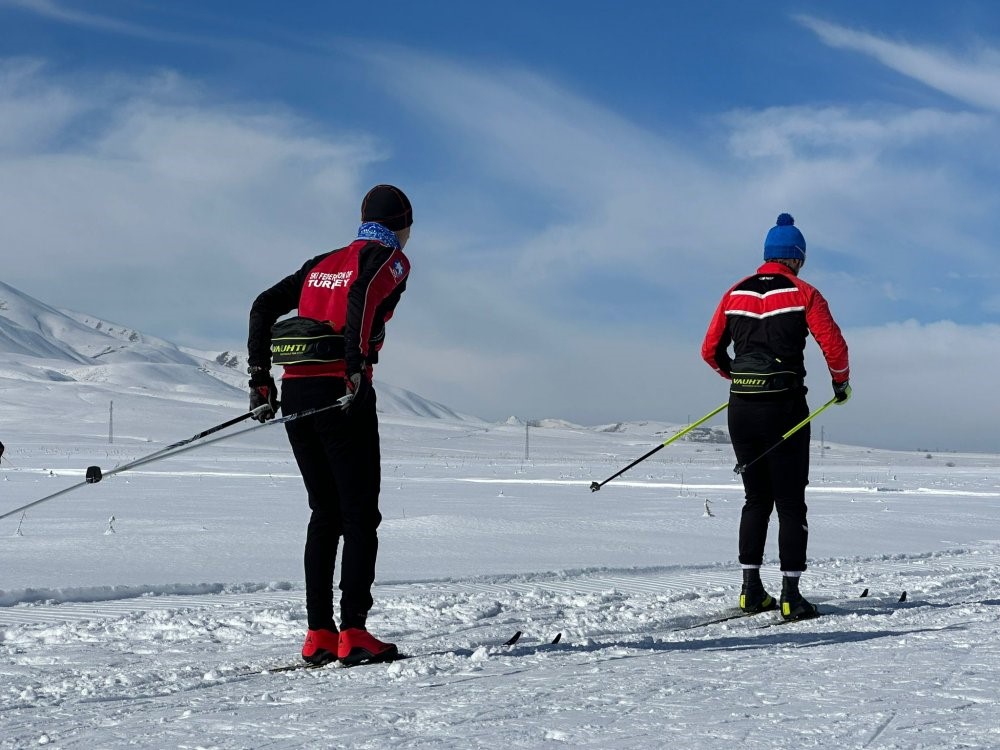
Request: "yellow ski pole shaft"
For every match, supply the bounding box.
[733,396,836,475]
[590,402,729,492]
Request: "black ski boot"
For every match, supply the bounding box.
[739,568,777,614]
[780,575,819,621]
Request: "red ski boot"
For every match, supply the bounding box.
[337,628,398,666]
[301,628,339,665]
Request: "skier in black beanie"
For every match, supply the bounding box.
[361,184,413,231]
[247,184,413,666]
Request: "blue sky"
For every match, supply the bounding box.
[2,0,1000,451]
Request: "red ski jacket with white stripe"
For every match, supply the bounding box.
[248,239,410,379]
[701,261,849,386]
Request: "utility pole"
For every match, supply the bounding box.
[109,401,114,445]
[524,421,530,461]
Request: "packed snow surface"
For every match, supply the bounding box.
[3,398,1000,749]
[1,283,999,748]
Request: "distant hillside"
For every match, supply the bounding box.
[0,280,478,423]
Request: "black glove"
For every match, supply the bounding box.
[833,379,852,405]
[343,371,372,414]
[249,369,279,421]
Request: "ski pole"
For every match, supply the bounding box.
[85,403,275,480]
[733,396,836,475]
[0,399,344,523]
[590,401,728,492]
[87,399,345,480]
[0,404,267,522]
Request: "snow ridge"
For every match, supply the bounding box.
[0,279,478,423]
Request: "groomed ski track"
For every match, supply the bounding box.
[4,406,1000,748]
[2,544,999,624]
[3,549,1000,749]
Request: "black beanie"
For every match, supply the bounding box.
[361,184,413,231]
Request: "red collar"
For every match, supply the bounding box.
[756,261,797,277]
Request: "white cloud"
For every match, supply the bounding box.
[725,105,990,159]
[811,320,1000,452]
[0,59,90,150]
[1,0,195,42]
[798,15,1000,113]
[349,45,1000,451]
[0,60,383,338]
[3,34,1000,452]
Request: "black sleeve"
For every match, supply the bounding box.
[343,243,402,375]
[366,278,407,366]
[247,253,329,370]
[714,326,733,376]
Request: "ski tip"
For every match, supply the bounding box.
[85,466,103,484]
[551,633,562,645]
[860,587,869,598]
[898,591,907,603]
[589,481,600,492]
[504,631,523,647]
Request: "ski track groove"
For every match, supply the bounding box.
[4,549,1000,628]
[5,551,1000,749]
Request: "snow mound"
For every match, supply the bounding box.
[376,382,480,422]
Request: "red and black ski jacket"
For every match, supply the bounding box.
[248,239,410,379]
[701,262,849,390]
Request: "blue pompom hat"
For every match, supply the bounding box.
[763,213,806,260]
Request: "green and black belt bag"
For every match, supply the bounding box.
[270,316,345,366]
[729,352,803,395]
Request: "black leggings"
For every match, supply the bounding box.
[728,393,810,572]
[282,377,382,630]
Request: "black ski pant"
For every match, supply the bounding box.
[728,392,810,572]
[281,376,382,631]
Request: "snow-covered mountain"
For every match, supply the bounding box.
[0,279,476,424]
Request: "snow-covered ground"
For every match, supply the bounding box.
[3,398,1000,749]
[2,282,1000,748]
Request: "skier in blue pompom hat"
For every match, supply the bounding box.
[702,212,851,621]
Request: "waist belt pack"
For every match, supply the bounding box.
[729,352,803,395]
[270,317,345,366]
[270,317,385,366]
